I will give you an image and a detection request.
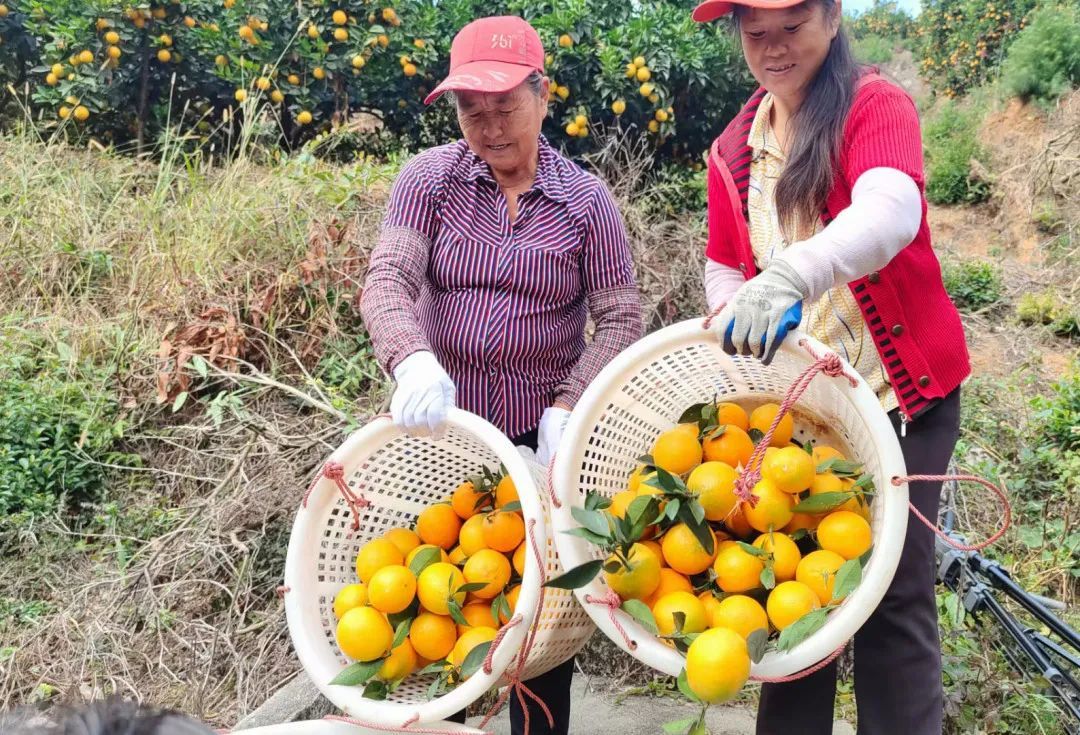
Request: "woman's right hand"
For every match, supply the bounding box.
[390,351,456,435]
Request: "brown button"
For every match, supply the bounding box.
[891,324,905,337]
[868,271,881,284]
[918,375,931,387]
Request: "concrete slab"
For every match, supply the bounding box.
[232,674,335,731]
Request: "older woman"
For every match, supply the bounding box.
[359,15,642,735]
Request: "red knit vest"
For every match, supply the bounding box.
[705,74,970,423]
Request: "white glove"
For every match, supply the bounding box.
[390,351,455,435]
[515,445,539,464]
[535,406,571,467]
[711,260,807,364]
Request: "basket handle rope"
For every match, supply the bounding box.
[477,518,556,734]
[302,460,372,531]
[323,713,491,735]
[750,643,847,683]
[893,474,1012,551]
[733,340,859,508]
[583,590,638,651]
[545,453,562,509]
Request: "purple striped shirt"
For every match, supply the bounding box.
[359,136,642,437]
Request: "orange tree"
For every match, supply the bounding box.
[520,0,753,167]
[3,0,752,167]
[913,0,1038,97]
[0,1,36,89]
[847,0,914,41]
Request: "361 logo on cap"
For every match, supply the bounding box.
[490,33,518,49]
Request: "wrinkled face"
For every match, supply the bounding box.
[738,2,840,107]
[456,78,549,171]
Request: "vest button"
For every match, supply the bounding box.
[868,271,881,284]
[918,375,931,388]
[891,324,905,337]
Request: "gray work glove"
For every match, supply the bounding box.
[711,260,808,365]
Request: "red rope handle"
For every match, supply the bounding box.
[893,473,1012,551]
[701,301,727,331]
[481,614,522,675]
[302,460,372,531]
[749,643,847,683]
[324,714,487,735]
[584,590,637,650]
[478,518,555,733]
[525,517,547,586]
[733,340,859,506]
[545,452,563,509]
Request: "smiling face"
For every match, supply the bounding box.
[737,1,840,110]
[455,77,549,175]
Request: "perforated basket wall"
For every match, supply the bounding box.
[551,320,909,680]
[283,409,592,727]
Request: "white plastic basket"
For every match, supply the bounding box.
[283,408,593,727]
[551,319,909,680]
[233,719,484,735]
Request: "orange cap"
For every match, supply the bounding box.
[425,16,545,105]
[692,0,808,22]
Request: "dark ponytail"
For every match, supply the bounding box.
[736,0,862,238]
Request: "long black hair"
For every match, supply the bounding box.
[735,0,861,238]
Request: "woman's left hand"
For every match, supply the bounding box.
[536,406,571,467]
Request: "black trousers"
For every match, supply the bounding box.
[448,428,575,735]
[757,388,962,735]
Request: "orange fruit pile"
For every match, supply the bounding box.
[592,400,873,704]
[330,471,527,690]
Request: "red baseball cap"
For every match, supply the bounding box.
[424,16,545,105]
[692,0,807,22]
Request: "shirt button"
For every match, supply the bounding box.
[918,375,931,388]
[891,324,905,337]
[868,271,881,284]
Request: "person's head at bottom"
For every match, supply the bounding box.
[3,697,214,735]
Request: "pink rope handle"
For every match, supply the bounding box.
[701,301,727,330]
[479,518,555,733]
[584,590,637,650]
[545,452,563,509]
[749,643,847,683]
[302,460,372,531]
[276,585,290,598]
[525,517,547,586]
[481,614,523,675]
[893,473,1012,551]
[733,340,859,507]
[324,714,488,735]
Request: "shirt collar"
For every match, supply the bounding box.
[455,135,570,203]
[748,93,785,162]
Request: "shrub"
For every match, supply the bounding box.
[0,330,139,519]
[1032,365,1080,452]
[923,101,990,205]
[852,35,894,65]
[941,258,1002,310]
[1000,4,1080,106]
[0,0,754,168]
[1017,291,1079,337]
[914,0,1038,97]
